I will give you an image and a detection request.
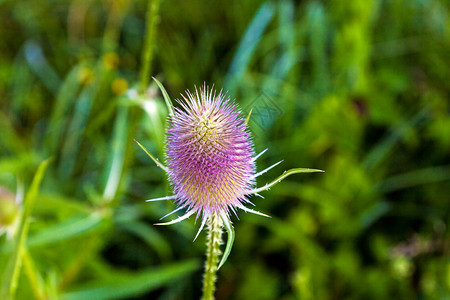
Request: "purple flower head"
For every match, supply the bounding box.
[137,80,323,268]
[166,86,255,220]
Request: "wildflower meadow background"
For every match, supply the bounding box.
[0,0,449,299]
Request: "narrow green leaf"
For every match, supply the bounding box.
[46,63,83,154]
[251,168,324,194]
[103,103,129,201]
[363,108,429,171]
[358,201,391,229]
[24,41,61,94]
[1,159,51,300]
[0,214,105,255]
[264,0,296,93]
[58,86,95,177]
[375,165,450,194]
[27,214,105,248]
[152,77,174,116]
[225,1,275,92]
[63,260,199,300]
[307,1,329,94]
[218,213,235,270]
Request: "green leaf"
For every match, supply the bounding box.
[363,108,430,171]
[63,260,199,300]
[103,102,129,201]
[0,214,106,255]
[251,168,324,194]
[225,1,275,92]
[58,86,96,177]
[1,159,51,300]
[28,214,106,248]
[218,213,235,270]
[375,165,450,194]
[46,63,84,154]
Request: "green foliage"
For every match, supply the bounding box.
[0,0,449,299]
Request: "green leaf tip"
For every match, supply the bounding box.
[288,168,324,173]
[152,77,174,116]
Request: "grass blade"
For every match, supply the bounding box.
[63,260,199,300]
[103,102,129,202]
[225,1,275,92]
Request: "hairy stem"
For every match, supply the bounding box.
[201,214,222,300]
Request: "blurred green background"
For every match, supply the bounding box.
[0,0,449,299]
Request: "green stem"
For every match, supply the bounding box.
[139,0,161,94]
[201,214,222,300]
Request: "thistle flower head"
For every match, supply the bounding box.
[137,79,323,269]
[166,86,255,219]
